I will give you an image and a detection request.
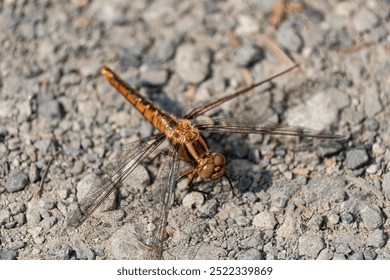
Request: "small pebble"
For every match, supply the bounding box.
[359,203,383,230]
[298,235,325,258]
[328,213,340,225]
[276,22,303,52]
[175,44,210,84]
[140,69,168,87]
[345,148,369,169]
[182,191,205,209]
[363,250,377,260]
[236,248,263,260]
[0,251,17,260]
[366,229,386,248]
[0,209,11,225]
[29,165,40,183]
[382,172,390,200]
[5,170,29,193]
[253,211,277,230]
[38,100,65,118]
[340,212,354,224]
[353,8,379,33]
[233,43,263,67]
[305,8,325,24]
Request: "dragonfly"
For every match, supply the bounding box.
[67,64,343,259]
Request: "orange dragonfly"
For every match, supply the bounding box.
[67,64,343,259]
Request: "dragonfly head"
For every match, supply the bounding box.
[199,152,226,180]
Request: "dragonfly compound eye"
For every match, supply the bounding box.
[200,163,214,179]
[213,153,226,166]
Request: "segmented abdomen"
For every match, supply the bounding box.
[101,66,177,133]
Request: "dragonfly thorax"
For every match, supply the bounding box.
[166,119,200,144]
[198,152,226,180]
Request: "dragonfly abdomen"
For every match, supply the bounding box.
[101,66,178,133]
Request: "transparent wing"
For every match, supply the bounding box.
[148,144,180,259]
[66,133,166,232]
[184,65,298,119]
[194,118,345,139]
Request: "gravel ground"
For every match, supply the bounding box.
[1,0,390,260]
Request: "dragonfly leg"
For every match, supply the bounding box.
[177,168,210,195]
[177,168,196,183]
[224,174,236,197]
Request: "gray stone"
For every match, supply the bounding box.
[9,240,25,250]
[13,213,26,226]
[307,214,324,230]
[29,164,40,183]
[286,89,349,130]
[189,243,227,259]
[333,253,347,260]
[75,173,117,213]
[305,8,325,24]
[111,209,126,221]
[277,212,297,238]
[198,199,218,218]
[235,14,260,35]
[317,141,344,157]
[175,44,211,84]
[345,148,369,169]
[340,212,354,224]
[34,139,52,153]
[109,223,153,259]
[350,252,364,260]
[253,211,277,230]
[233,43,263,67]
[5,170,29,193]
[364,83,383,118]
[353,8,379,33]
[182,191,204,209]
[335,243,351,255]
[363,249,377,260]
[328,213,340,225]
[236,216,252,226]
[79,65,99,77]
[223,202,245,219]
[38,100,65,118]
[73,238,96,260]
[276,22,303,52]
[156,35,182,62]
[0,250,17,260]
[76,174,98,201]
[118,49,141,69]
[366,229,386,248]
[241,232,263,249]
[121,164,151,192]
[72,160,85,175]
[0,209,10,225]
[317,248,333,260]
[9,202,26,215]
[61,73,82,87]
[81,138,93,150]
[39,216,57,230]
[298,235,325,258]
[140,69,169,87]
[0,159,10,176]
[382,172,390,200]
[236,248,263,260]
[359,203,383,230]
[26,200,42,226]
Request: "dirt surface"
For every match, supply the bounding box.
[1,0,390,260]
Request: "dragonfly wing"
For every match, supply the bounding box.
[195,118,344,139]
[66,133,166,232]
[148,144,180,259]
[184,65,298,119]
